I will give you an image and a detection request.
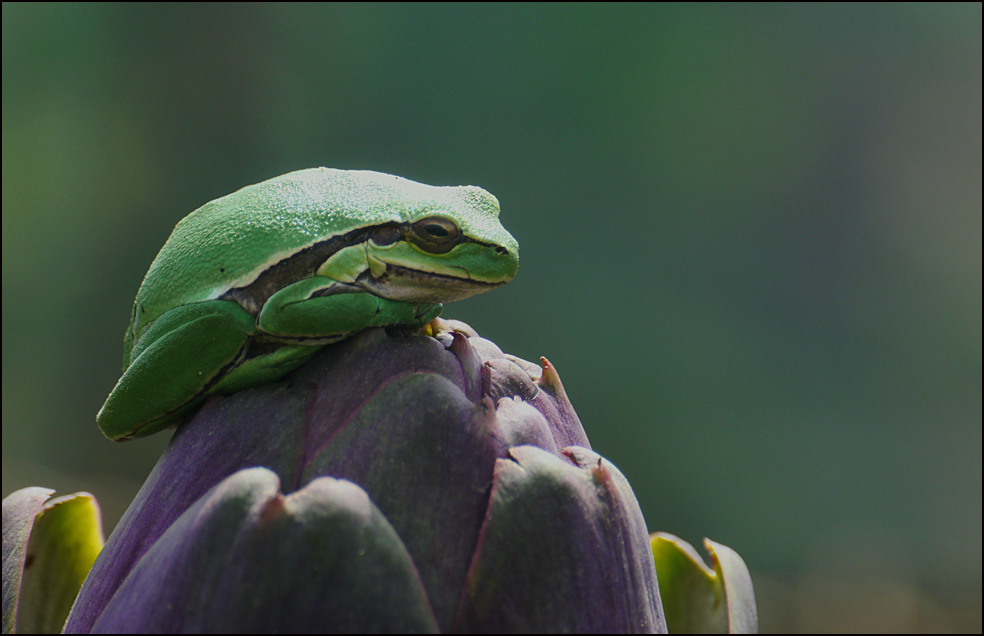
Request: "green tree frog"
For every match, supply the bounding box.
[97,168,519,441]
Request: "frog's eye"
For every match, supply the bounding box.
[410,216,461,254]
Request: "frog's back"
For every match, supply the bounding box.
[132,168,462,336]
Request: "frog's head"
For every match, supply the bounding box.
[359,182,520,303]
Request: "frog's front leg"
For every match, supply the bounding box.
[257,276,442,340]
[97,300,258,441]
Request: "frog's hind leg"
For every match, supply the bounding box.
[97,300,257,441]
[213,341,322,395]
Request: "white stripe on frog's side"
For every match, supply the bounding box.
[201,240,343,302]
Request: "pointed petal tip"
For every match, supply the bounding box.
[449,329,468,349]
[590,457,615,488]
[448,331,480,371]
[259,493,286,523]
[536,356,568,395]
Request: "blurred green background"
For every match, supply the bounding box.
[3,4,980,632]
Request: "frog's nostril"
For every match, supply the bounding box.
[495,246,508,255]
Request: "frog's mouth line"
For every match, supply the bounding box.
[369,262,505,286]
[358,263,506,303]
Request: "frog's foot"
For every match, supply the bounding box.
[97,301,256,441]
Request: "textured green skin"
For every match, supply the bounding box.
[97,168,519,441]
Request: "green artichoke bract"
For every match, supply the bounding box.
[2,489,104,634]
[651,533,758,634]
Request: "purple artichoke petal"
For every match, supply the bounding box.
[3,487,53,633]
[447,332,485,402]
[489,397,560,455]
[65,382,313,634]
[528,357,590,450]
[481,355,590,450]
[68,323,660,632]
[436,321,499,363]
[650,533,758,634]
[482,358,538,403]
[91,467,438,634]
[295,328,486,447]
[454,445,666,634]
[299,371,501,630]
[17,493,104,634]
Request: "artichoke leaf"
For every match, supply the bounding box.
[18,494,104,635]
[2,488,103,635]
[3,487,53,634]
[650,532,757,634]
